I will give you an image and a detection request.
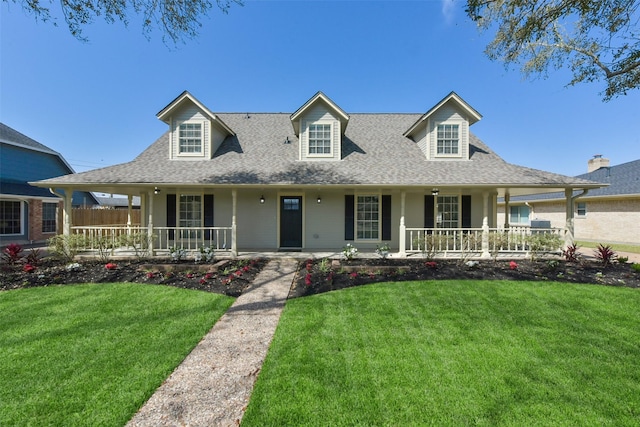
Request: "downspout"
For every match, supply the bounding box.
[564,189,589,249]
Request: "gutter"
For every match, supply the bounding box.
[572,189,589,201]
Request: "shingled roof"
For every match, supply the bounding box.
[31,112,601,194]
[1,122,61,156]
[506,158,639,201]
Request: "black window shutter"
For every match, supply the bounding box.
[345,195,354,240]
[382,195,391,241]
[204,194,214,239]
[424,195,435,228]
[462,195,471,228]
[166,194,176,240]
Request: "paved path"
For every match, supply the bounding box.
[127,258,298,427]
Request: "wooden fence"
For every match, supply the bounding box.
[72,208,141,227]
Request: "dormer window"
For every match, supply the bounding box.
[179,122,202,154]
[308,123,332,156]
[436,124,459,156]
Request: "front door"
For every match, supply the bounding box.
[280,196,303,248]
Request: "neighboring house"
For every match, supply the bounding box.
[0,123,98,245]
[497,156,640,245]
[30,91,603,257]
[94,195,141,209]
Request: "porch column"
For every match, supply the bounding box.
[126,195,133,232]
[503,193,510,230]
[147,190,155,257]
[60,188,72,236]
[564,188,575,248]
[231,189,238,257]
[481,191,490,258]
[398,191,406,257]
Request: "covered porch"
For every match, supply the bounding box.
[49,185,580,260]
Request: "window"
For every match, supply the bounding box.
[436,124,459,155]
[510,205,530,224]
[179,195,202,227]
[179,123,202,154]
[357,195,379,239]
[308,123,331,155]
[0,201,21,235]
[437,196,459,228]
[42,202,57,233]
[577,202,587,217]
[283,198,300,211]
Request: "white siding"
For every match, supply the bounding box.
[304,192,345,249]
[169,106,210,160]
[299,104,341,161]
[427,104,469,160]
[414,126,429,159]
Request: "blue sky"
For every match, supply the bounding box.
[2,0,639,176]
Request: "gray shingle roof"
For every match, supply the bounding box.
[31,113,601,190]
[575,159,640,196]
[0,122,59,154]
[506,158,640,201]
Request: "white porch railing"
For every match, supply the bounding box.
[405,227,563,257]
[153,227,231,251]
[71,225,232,253]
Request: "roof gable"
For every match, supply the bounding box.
[156,90,235,136]
[404,91,482,139]
[290,91,350,136]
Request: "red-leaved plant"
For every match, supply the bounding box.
[2,243,24,265]
[105,263,117,270]
[594,244,617,267]
[562,244,581,263]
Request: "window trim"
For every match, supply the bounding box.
[178,193,203,228]
[0,200,23,236]
[509,205,531,225]
[42,202,58,234]
[177,121,205,157]
[355,193,381,241]
[435,122,463,158]
[307,121,333,158]
[576,202,587,218]
[435,194,460,228]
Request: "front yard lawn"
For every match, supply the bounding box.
[0,283,234,426]
[244,280,640,425]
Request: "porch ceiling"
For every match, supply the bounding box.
[28,182,604,199]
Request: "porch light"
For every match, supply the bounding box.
[431,188,439,196]
[317,196,322,204]
[154,187,161,195]
[260,195,265,204]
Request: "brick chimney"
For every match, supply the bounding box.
[588,154,610,173]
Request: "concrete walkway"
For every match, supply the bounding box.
[127,258,298,427]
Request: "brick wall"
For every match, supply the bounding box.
[498,197,640,245]
[27,199,62,243]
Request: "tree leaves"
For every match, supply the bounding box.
[466,0,640,100]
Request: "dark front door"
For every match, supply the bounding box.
[280,196,303,248]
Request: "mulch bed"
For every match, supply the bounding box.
[2,256,639,299]
[289,257,640,298]
[0,258,269,297]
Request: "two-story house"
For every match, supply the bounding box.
[1,123,97,246]
[30,91,603,257]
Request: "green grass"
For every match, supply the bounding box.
[577,240,640,254]
[0,283,234,426]
[244,280,640,426]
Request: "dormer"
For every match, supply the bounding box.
[157,91,234,160]
[404,92,482,160]
[290,92,349,161]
